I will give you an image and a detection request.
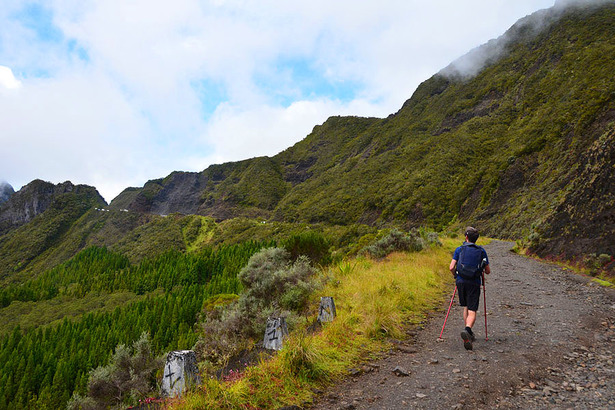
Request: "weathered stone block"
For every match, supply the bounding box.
[263,317,288,351]
[317,296,336,323]
[160,350,201,398]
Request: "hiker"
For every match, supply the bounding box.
[449,226,490,350]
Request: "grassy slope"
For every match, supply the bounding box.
[174,239,456,409]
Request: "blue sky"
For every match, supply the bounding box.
[0,0,559,202]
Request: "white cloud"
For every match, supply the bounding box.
[200,97,383,165]
[0,0,558,201]
[0,66,21,89]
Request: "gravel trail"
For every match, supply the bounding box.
[310,240,615,409]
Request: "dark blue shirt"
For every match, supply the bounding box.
[453,242,489,285]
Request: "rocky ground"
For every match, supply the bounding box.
[310,240,615,409]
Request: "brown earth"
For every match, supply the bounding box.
[309,240,615,409]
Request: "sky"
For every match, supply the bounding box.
[0,1,558,203]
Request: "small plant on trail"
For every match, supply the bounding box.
[583,253,614,276]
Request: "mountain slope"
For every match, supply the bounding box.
[111,2,615,261]
[0,180,105,236]
[0,181,108,281]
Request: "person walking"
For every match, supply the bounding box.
[449,226,490,350]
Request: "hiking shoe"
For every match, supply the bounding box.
[461,330,473,350]
[464,326,476,342]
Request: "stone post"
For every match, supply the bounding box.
[160,350,201,398]
[263,317,288,351]
[317,296,336,323]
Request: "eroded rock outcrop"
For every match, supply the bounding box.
[0,179,106,235]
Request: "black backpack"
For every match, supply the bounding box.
[456,243,485,280]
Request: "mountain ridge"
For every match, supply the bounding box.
[108,2,615,262]
[3,1,614,274]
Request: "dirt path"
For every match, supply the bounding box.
[310,240,615,409]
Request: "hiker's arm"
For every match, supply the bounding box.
[484,264,491,275]
[449,259,457,276]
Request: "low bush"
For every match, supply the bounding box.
[282,231,331,266]
[67,332,162,410]
[195,247,316,368]
[361,228,428,259]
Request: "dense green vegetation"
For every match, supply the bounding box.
[176,237,452,409]
[0,229,339,409]
[0,240,271,409]
[0,190,106,282]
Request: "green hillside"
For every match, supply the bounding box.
[0,2,614,409]
[111,3,615,262]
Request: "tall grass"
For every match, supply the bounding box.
[172,240,456,409]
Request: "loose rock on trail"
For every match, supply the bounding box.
[310,240,615,409]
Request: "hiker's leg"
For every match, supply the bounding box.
[465,284,480,329]
[465,309,476,328]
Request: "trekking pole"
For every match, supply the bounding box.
[438,285,457,340]
[482,270,488,341]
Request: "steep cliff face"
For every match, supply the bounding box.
[531,125,615,258]
[0,182,14,205]
[111,172,208,215]
[0,180,106,236]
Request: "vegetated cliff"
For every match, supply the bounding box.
[0,180,106,236]
[0,182,13,205]
[0,180,109,281]
[109,2,615,262]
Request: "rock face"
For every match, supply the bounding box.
[111,172,208,216]
[0,179,106,235]
[110,158,286,221]
[160,350,201,398]
[0,182,14,205]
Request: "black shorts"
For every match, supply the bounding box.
[457,282,481,311]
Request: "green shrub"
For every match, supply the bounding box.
[282,231,331,266]
[67,332,162,410]
[599,254,611,266]
[362,229,425,259]
[195,247,316,368]
[419,228,442,247]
